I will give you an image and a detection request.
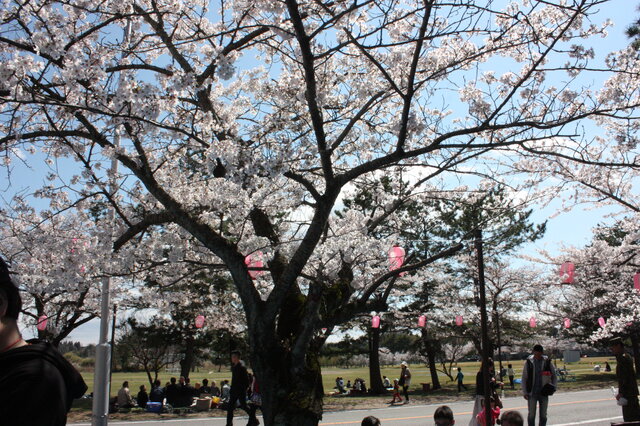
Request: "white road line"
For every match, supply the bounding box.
[550,416,623,426]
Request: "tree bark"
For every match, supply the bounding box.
[250,333,324,426]
[422,330,441,390]
[180,336,195,379]
[630,334,640,379]
[368,326,385,394]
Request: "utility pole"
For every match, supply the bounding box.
[475,229,493,426]
[91,20,131,426]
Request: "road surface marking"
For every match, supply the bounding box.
[550,416,623,426]
[319,397,615,425]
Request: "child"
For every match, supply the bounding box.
[361,416,381,426]
[389,379,402,404]
[476,396,500,426]
[499,410,524,426]
[433,405,455,426]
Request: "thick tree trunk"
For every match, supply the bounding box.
[180,336,195,379]
[251,335,324,426]
[368,326,385,394]
[630,334,640,378]
[422,330,441,390]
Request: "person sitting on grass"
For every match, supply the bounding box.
[149,379,165,405]
[137,384,149,408]
[362,415,381,426]
[117,381,136,409]
[434,405,455,426]
[499,410,524,426]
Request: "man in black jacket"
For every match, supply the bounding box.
[226,350,259,426]
[0,257,88,425]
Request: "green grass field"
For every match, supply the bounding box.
[81,355,618,399]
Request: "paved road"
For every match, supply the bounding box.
[73,388,623,426]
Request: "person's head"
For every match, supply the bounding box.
[185,377,191,384]
[508,363,512,368]
[179,376,185,384]
[154,379,161,387]
[457,367,461,372]
[139,384,146,392]
[489,396,496,408]
[434,405,455,426]
[401,361,408,369]
[610,337,625,355]
[500,410,524,426]
[393,378,399,384]
[532,344,544,359]
[195,382,201,389]
[202,378,208,385]
[383,375,387,379]
[361,415,381,426]
[231,350,241,365]
[0,258,22,334]
[170,377,177,384]
[211,380,217,387]
[122,381,129,388]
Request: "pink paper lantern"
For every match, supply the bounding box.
[388,246,406,276]
[37,315,48,331]
[634,272,640,291]
[559,261,575,284]
[372,315,381,329]
[418,315,426,328]
[563,318,571,329]
[455,315,463,326]
[195,315,205,329]
[529,317,537,328]
[244,252,264,280]
[598,317,606,328]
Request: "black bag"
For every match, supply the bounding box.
[541,383,556,396]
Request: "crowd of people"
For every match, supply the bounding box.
[113,351,260,425]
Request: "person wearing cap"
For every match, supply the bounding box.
[521,344,557,426]
[0,257,88,425]
[610,337,640,421]
[399,361,412,404]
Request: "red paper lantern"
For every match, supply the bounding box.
[455,315,463,326]
[244,252,264,280]
[195,315,205,329]
[37,315,48,331]
[418,315,426,328]
[598,317,606,328]
[563,318,571,329]
[529,317,537,328]
[372,315,381,329]
[634,272,640,291]
[559,261,575,284]
[388,246,406,276]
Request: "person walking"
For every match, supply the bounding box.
[521,344,557,426]
[457,367,468,392]
[610,337,640,421]
[399,361,412,404]
[226,350,259,426]
[507,364,515,389]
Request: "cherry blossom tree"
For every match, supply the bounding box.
[2,1,640,423]
[0,202,118,346]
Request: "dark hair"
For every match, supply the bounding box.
[154,379,161,386]
[361,416,381,426]
[0,258,21,320]
[508,363,512,368]
[123,381,129,387]
[434,405,454,422]
[500,410,524,426]
[231,350,241,357]
[202,378,208,384]
[139,384,146,391]
[533,344,544,352]
[170,377,177,384]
